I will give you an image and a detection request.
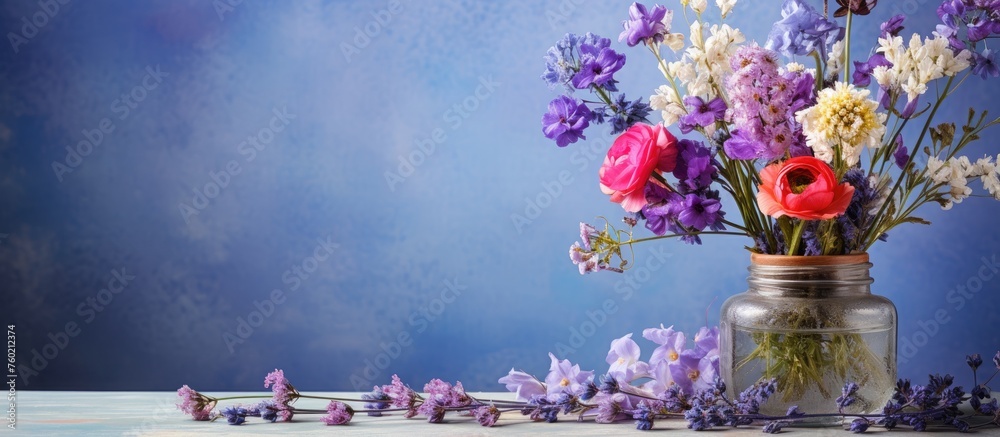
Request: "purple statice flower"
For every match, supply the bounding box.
[571,43,625,90]
[606,333,650,382]
[422,379,470,410]
[893,134,909,169]
[672,139,717,192]
[569,241,600,274]
[542,95,592,148]
[600,93,652,135]
[765,0,844,61]
[676,193,724,231]
[381,374,419,417]
[362,386,391,416]
[850,418,871,433]
[418,399,447,423]
[579,222,597,251]
[643,324,686,369]
[220,406,248,425]
[176,385,215,421]
[678,96,726,134]
[725,44,805,161]
[544,353,594,398]
[669,350,718,395]
[472,404,501,427]
[972,48,1000,78]
[632,400,656,430]
[498,369,546,402]
[881,14,906,38]
[321,401,354,425]
[619,2,669,47]
[264,369,298,422]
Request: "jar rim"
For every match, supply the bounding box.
[750,252,869,267]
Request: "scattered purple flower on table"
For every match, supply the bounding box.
[264,369,298,422]
[766,0,844,61]
[256,400,279,422]
[382,374,419,417]
[596,392,631,423]
[669,349,719,394]
[581,381,599,400]
[633,400,655,430]
[321,401,354,425]
[498,368,546,402]
[221,406,248,425]
[606,333,650,381]
[472,404,501,427]
[542,95,593,148]
[643,324,686,369]
[762,420,785,433]
[418,399,447,423]
[850,417,871,433]
[176,385,216,421]
[619,2,669,47]
[545,353,594,398]
[362,386,391,416]
[598,373,621,395]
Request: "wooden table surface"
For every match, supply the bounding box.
[9,391,992,436]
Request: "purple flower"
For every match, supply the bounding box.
[679,96,726,134]
[763,421,785,433]
[967,353,984,370]
[642,190,683,236]
[579,222,597,251]
[693,326,719,355]
[850,418,870,433]
[853,53,892,87]
[472,405,501,427]
[321,401,354,425]
[418,399,447,423]
[632,400,656,430]
[837,382,859,412]
[765,0,844,61]
[264,369,298,421]
[606,333,650,381]
[676,193,723,230]
[571,43,625,90]
[596,93,652,135]
[994,350,1000,368]
[619,2,669,47]
[498,369,546,401]
[972,48,1000,78]
[723,128,764,160]
[669,350,718,394]
[362,386,391,416]
[176,385,215,421]
[673,139,717,191]
[221,406,248,425]
[544,353,594,398]
[595,392,631,423]
[893,134,909,169]
[541,33,613,92]
[382,374,418,413]
[643,324,686,368]
[542,96,592,147]
[881,14,906,38]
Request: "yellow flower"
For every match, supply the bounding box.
[795,82,886,167]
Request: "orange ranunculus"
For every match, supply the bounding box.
[756,156,855,220]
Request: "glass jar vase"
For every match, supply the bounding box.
[720,253,896,422]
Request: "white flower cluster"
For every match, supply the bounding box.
[927,155,1000,209]
[874,33,972,104]
[826,40,845,80]
[649,18,745,126]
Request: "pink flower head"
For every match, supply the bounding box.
[756,156,855,220]
[473,404,501,427]
[264,369,299,422]
[176,385,215,421]
[321,401,354,425]
[382,374,419,417]
[600,123,678,212]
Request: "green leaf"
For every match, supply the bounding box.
[900,217,931,225]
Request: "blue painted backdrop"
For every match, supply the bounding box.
[1,0,998,392]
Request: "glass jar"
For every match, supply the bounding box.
[720,253,896,422]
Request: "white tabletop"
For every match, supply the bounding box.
[9,391,991,436]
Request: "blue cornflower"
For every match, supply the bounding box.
[542,95,593,147]
[604,94,651,135]
[765,0,844,61]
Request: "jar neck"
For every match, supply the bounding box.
[748,254,873,298]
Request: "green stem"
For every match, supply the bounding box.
[785,219,807,255]
[622,231,748,246]
[842,11,853,83]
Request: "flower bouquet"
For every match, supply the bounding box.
[542,0,1000,418]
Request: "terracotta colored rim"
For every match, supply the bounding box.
[750,252,869,266]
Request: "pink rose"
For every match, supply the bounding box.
[599,123,678,212]
[756,156,855,220]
